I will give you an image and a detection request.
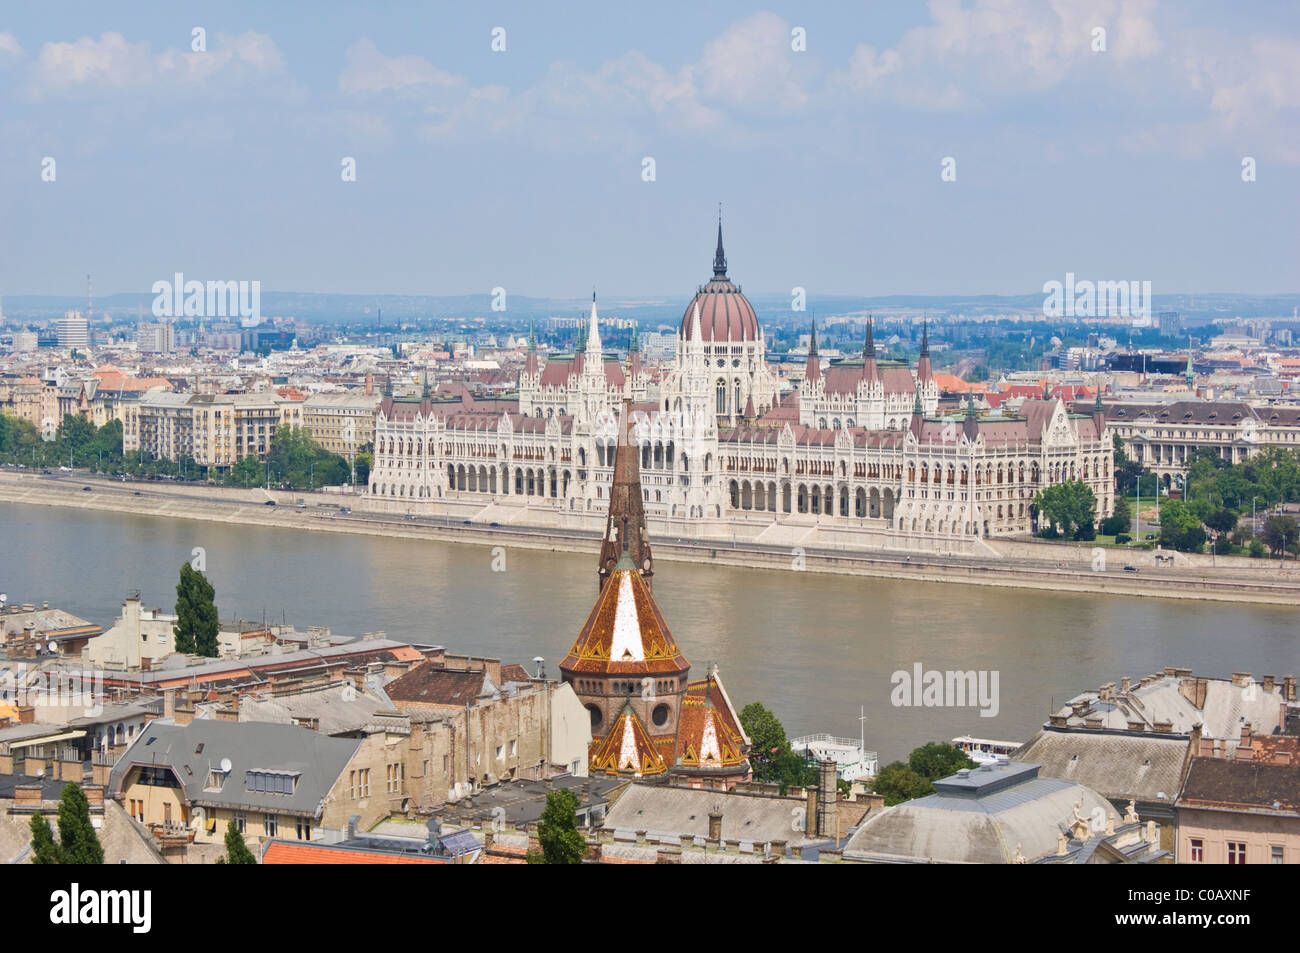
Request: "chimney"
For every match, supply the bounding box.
[164,688,175,720]
[706,810,723,846]
[818,758,839,839]
[346,814,359,841]
[1239,723,1253,755]
[365,372,374,396]
[1285,676,1297,702]
[1231,672,1251,688]
[1262,675,1275,693]
[1120,677,1131,693]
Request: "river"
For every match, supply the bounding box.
[2,502,1295,762]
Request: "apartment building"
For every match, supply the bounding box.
[303,392,380,456]
[133,391,305,467]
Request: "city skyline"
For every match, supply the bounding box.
[2,1,1298,299]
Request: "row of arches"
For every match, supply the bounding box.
[727,479,900,520]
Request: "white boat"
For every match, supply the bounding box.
[790,733,879,781]
[952,734,1021,765]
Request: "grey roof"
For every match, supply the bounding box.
[1013,729,1190,803]
[108,719,360,818]
[83,637,423,685]
[1050,674,1289,746]
[602,782,820,847]
[843,761,1120,864]
[448,775,622,826]
[237,683,392,736]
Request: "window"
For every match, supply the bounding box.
[509,740,517,758]
[1271,846,1284,864]
[297,818,311,841]
[359,768,370,797]
[235,812,245,834]
[1227,842,1246,864]
[265,814,277,838]
[495,745,504,761]
[1189,838,1203,863]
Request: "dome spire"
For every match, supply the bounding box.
[713,204,727,278]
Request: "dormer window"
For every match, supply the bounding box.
[246,770,299,795]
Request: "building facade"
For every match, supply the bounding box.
[366,224,1115,540]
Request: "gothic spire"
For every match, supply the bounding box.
[864,315,875,359]
[713,206,727,278]
[920,319,930,357]
[805,317,820,382]
[598,399,653,592]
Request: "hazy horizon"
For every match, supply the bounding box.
[3,2,1298,299]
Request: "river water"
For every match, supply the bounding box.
[1,503,1295,762]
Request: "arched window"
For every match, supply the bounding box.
[716,379,727,415]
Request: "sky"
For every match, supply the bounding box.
[1,1,1298,301]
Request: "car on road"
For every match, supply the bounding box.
[82,486,92,492]
[263,500,276,506]
[490,522,500,527]
[133,491,142,496]
[462,520,471,525]
[403,513,416,520]
[339,507,351,515]
[1123,565,1139,572]
[42,469,52,474]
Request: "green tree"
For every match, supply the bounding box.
[526,789,586,864]
[225,454,264,488]
[28,813,63,864]
[31,784,104,864]
[740,701,818,791]
[908,741,976,781]
[1260,515,1299,558]
[214,819,256,864]
[175,562,219,656]
[1204,508,1238,536]
[1159,499,1207,552]
[871,762,934,806]
[1101,493,1131,536]
[1033,480,1097,539]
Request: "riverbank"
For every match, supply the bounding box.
[3,470,1300,607]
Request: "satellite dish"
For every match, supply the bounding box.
[220,758,232,773]
[46,641,56,654]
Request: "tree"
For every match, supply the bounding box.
[29,813,62,864]
[56,783,104,864]
[740,701,817,790]
[1159,499,1207,552]
[214,819,256,864]
[30,784,104,864]
[1260,515,1299,558]
[909,741,976,781]
[871,762,934,806]
[1033,480,1097,539]
[1101,493,1131,536]
[1204,508,1238,536]
[175,562,219,657]
[526,789,586,864]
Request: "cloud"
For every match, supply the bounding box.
[27,30,290,99]
[693,12,813,112]
[832,0,1163,109]
[339,38,465,95]
[0,32,23,61]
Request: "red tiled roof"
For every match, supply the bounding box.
[262,842,449,865]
